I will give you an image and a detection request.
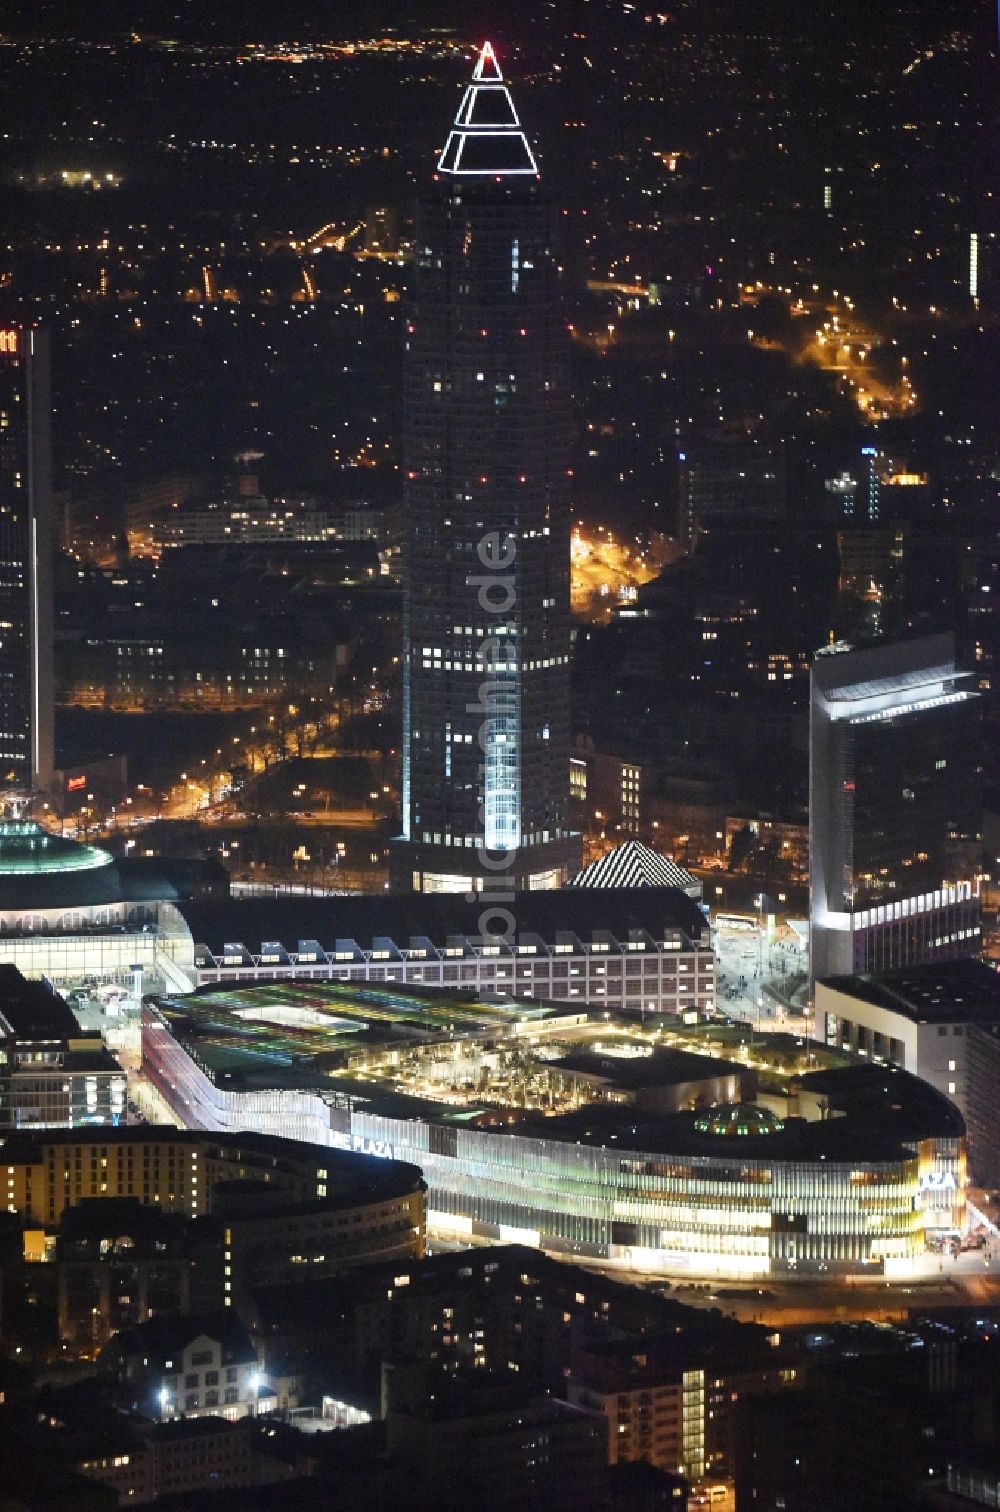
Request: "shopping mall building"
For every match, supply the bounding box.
[140,980,967,1281]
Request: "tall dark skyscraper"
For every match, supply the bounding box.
[0,324,53,793]
[392,44,580,895]
[809,633,981,983]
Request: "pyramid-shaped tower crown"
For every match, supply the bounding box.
[437,41,539,176]
[472,39,503,81]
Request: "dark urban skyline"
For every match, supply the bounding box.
[0,6,998,1510]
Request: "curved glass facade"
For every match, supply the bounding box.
[340,1111,931,1278]
[143,1008,960,1280]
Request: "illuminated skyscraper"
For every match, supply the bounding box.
[392,43,579,894]
[809,633,981,984]
[0,325,53,792]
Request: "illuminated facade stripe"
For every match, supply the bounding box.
[436,41,539,177]
[0,325,53,791]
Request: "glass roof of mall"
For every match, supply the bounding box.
[151,979,563,1074]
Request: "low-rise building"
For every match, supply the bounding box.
[816,959,1000,1182]
[76,1414,296,1504]
[2,1126,426,1285]
[381,1371,610,1512]
[100,1309,267,1421]
[56,1198,190,1351]
[149,494,389,549]
[158,886,716,1015]
[245,1242,734,1391]
[0,966,126,1130]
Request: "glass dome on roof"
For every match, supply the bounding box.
[0,820,112,875]
[693,1102,785,1138]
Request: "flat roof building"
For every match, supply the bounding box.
[384,1380,609,1512]
[548,1047,756,1113]
[817,958,1000,1185]
[157,885,716,1017]
[0,1125,426,1267]
[0,965,125,1130]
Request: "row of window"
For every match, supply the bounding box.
[200,962,714,1009]
[177,1386,240,1410]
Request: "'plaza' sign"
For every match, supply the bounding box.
[919,1170,958,1193]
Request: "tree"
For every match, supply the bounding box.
[728,825,755,873]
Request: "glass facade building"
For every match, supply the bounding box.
[809,633,982,981]
[392,44,579,892]
[142,1004,966,1281]
[335,1112,948,1279]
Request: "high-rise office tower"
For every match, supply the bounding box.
[0,324,53,792]
[392,43,580,894]
[809,633,981,984]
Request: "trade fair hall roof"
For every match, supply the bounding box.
[0,817,226,912]
[175,885,708,957]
